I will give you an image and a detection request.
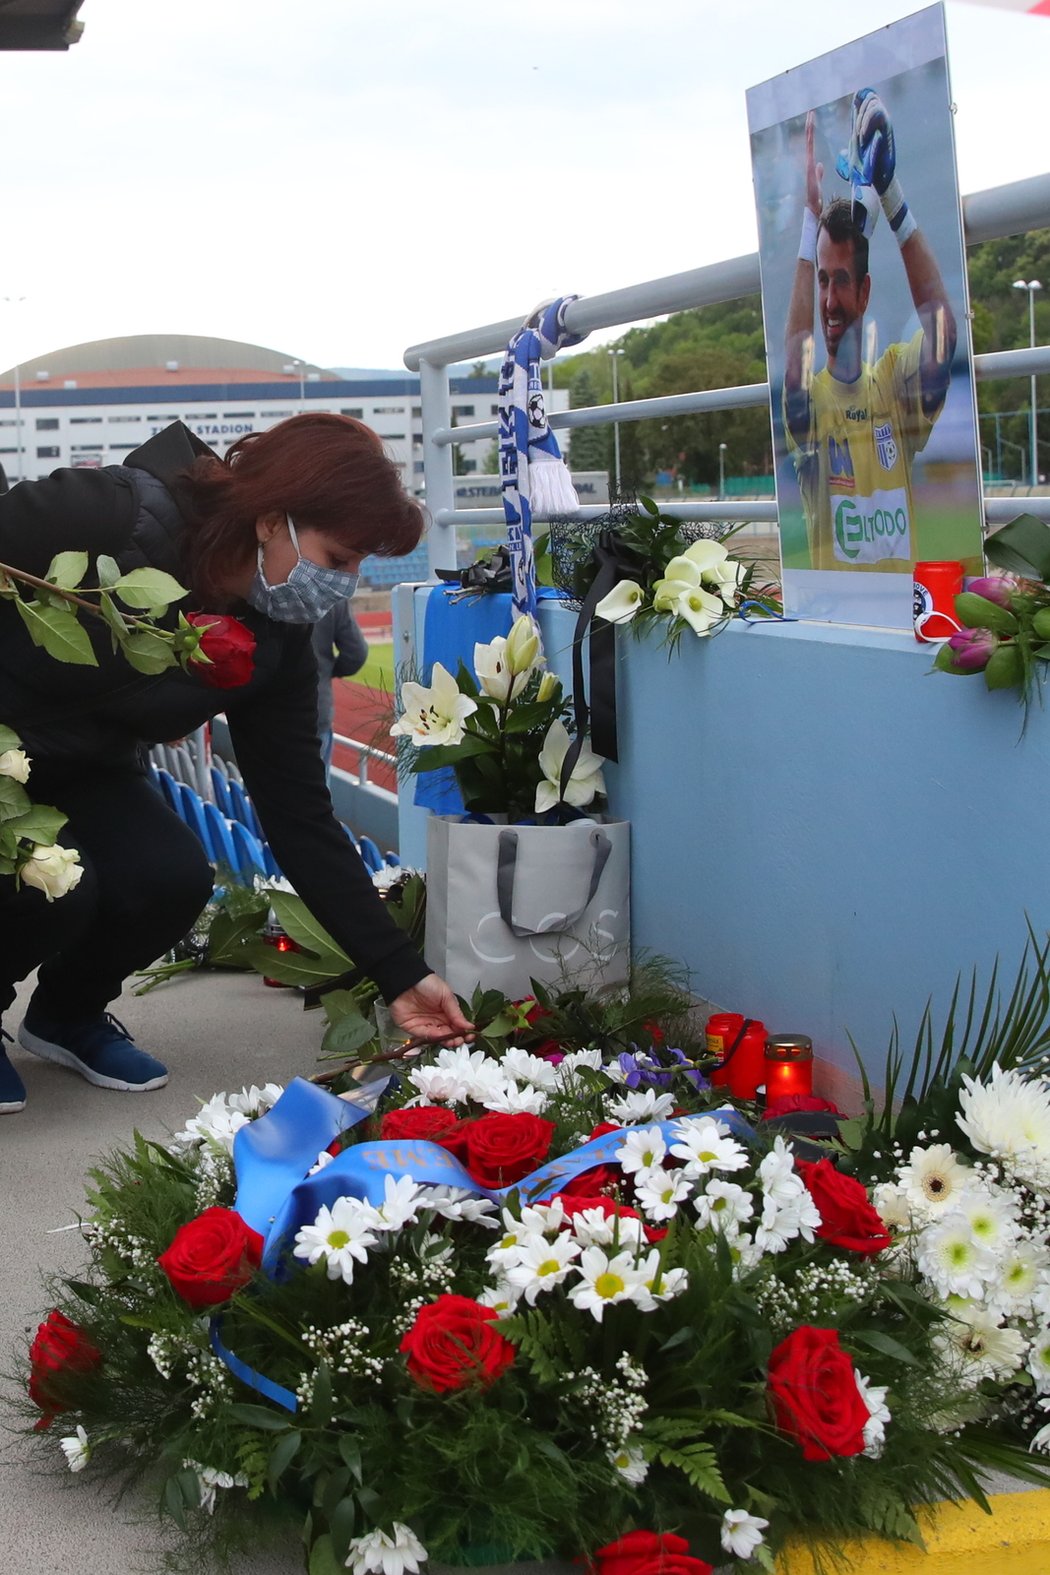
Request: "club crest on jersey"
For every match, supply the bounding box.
[875,421,898,471]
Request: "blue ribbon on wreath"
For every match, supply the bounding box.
[214,1077,754,1412]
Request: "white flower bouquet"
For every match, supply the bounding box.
[19,1009,1050,1575]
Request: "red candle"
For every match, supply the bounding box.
[763,1036,814,1102]
[710,1019,768,1101]
[262,919,301,988]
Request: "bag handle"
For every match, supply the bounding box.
[496,827,612,939]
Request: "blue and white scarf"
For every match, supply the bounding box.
[498,296,587,617]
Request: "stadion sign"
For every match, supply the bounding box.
[453,471,609,507]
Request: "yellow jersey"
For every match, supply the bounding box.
[784,329,940,572]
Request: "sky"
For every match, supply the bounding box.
[0,0,1044,374]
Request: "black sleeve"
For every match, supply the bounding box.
[223,629,430,1004]
[0,468,135,577]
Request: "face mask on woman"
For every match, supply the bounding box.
[247,515,360,623]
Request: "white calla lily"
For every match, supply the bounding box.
[676,585,724,636]
[652,573,695,613]
[594,579,646,625]
[682,537,731,575]
[535,719,606,814]
[707,556,744,606]
[661,555,703,587]
[390,663,477,747]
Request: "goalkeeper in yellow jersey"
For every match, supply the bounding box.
[784,90,957,571]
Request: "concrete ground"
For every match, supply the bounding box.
[0,966,318,1575]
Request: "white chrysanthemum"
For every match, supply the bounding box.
[404,1066,469,1105]
[569,1246,652,1321]
[758,1136,801,1205]
[1032,1421,1050,1455]
[372,1175,424,1231]
[414,1186,498,1227]
[183,1461,250,1515]
[957,1186,1020,1256]
[934,1302,1029,1387]
[897,1143,972,1218]
[610,1445,649,1485]
[345,1521,428,1575]
[958,1066,1050,1192]
[556,1048,604,1076]
[293,1197,380,1283]
[616,1126,668,1175]
[635,1252,689,1310]
[566,1205,647,1249]
[854,1370,891,1458]
[59,1425,90,1473]
[720,1508,770,1560]
[873,1181,914,1231]
[227,1083,284,1117]
[479,1079,550,1116]
[476,1280,520,1316]
[505,1232,581,1304]
[486,1205,562,1270]
[989,1241,1048,1318]
[499,1047,560,1091]
[634,1166,692,1222]
[173,1092,250,1153]
[670,1117,749,1177]
[916,1214,998,1300]
[1028,1326,1050,1392]
[307,1148,337,1177]
[607,1088,677,1125]
[694,1179,754,1237]
[754,1188,821,1255]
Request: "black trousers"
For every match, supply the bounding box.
[0,764,213,1022]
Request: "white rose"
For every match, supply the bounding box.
[19,843,84,902]
[0,747,30,783]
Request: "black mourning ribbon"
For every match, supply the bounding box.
[558,529,646,803]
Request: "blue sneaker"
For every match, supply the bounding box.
[18,1008,168,1092]
[0,1030,26,1113]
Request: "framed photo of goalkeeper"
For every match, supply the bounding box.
[746,2,985,629]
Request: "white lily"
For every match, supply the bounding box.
[473,635,528,704]
[535,719,605,815]
[504,613,542,675]
[595,578,646,625]
[390,663,477,747]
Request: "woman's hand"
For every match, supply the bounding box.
[388,973,474,1047]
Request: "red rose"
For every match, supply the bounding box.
[399,1293,515,1392]
[157,1207,264,1308]
[591,1530,712,1575]
[186,613,256,689]
[28,1310,102,1428]
[762,1094,842,1121]
[797,1158,891,1256]
[590,1120,624,1141]
[766,1325,870,1461]
[464,1112,555,1188]
[380,1106,464,1144]
[558,1165,620,1197]
[551,1194,641,1226]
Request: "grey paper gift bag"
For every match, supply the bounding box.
[424,816,631,1000]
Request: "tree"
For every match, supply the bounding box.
[565,368,609,474]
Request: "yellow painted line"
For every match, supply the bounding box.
[777,1490,1050,1575]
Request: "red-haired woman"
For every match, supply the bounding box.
[0,414,471,1114]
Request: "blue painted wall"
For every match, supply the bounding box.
[399,593,1050,1083]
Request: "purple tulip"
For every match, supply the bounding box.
[967,575,1015,609]
[947,626,999,672]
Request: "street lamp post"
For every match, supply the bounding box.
[718,442,727,501]
[283,359,306,408]
[608,348,625,495]
[1013,278,1043,488]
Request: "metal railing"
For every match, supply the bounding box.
[405,171,1050,570]
[330,732,397,794]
